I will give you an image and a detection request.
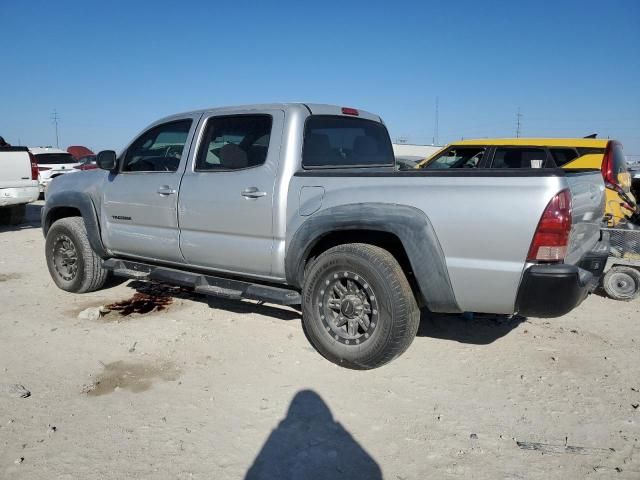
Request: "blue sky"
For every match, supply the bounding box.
[1,0,639,157]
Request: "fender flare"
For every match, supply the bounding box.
[285,203,461,313]
[42,191,109,258]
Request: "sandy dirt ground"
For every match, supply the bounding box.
[1,202,639,479]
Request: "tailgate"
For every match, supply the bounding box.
[564,171,606,265]
[0,147,33,188]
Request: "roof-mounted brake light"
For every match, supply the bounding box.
[341,107,359,116]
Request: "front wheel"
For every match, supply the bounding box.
[45,217,108,293]
[602,266,640,301]
[302,243,420,369]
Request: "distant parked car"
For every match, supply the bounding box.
[67,145,95,160]
[73,155,98,171]
[0,145,39,224]
[30,147,81,194]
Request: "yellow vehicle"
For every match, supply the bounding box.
[416,138,637,226]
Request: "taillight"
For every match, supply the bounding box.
[601,140,619,190]
[29,152,39,180]
[527,189,572,262]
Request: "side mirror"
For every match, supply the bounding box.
[96,150,117,171]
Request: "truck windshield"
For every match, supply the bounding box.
[35,153,77,164]
[302,116,394,168]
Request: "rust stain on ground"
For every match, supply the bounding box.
[102,283,194,319]
[85,360,180,396]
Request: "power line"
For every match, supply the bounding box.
[51,109,60,148]
[516,107,523,138]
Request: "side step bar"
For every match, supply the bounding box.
[102,259,302,306]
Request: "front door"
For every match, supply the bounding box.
[101,116,199,263]
[178,110,284,277]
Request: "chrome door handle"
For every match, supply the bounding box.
[157,185,177,196]
[241,187,267,199]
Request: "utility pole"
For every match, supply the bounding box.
[51,109,60,148]
[432,96,439,146]
[516,107,523,138]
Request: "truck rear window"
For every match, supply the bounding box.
[35,153,77,165]
[302,116,394,168]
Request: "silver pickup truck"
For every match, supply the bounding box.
[42,103,609,369]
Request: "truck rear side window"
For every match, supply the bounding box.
[302,116,394,168]
[195,115,272,171]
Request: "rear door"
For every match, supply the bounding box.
[101,115,200,263]
[178,109,284,277]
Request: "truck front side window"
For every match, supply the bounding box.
[122,120,192,173]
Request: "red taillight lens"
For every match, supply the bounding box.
[29,152,39,180]
[341,107,359,116]
[527,189,572,262]
[601,140,618,190]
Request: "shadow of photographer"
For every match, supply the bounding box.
[245,390,382,480]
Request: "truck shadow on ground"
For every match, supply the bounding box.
[245,389,382,480]
[418,312,526,345]
[123,281,525,343]
[0,203,42,232]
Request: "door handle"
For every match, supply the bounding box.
[241,187,267,199]
[157,185,177,196]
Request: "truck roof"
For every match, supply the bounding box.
[159,103,383,124]
[451,138,610,148]
[29,147,70,155]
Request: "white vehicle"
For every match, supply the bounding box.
[30,147,81,193]
[0,146,39,224]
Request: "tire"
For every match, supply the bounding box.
[302,243,420,369]
[45,217,108,293]
[602,266,640,301]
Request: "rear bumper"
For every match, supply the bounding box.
[0,186,39,207]
[515,237,609,318]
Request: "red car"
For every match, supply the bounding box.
[73,155,98,171]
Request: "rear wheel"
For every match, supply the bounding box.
[602,266,640,301]
[302,243,419,369]
[45,217,108,293]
